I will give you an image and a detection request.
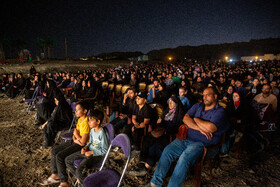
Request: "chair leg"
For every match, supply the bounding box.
[193,161,203,187]
[193,147,207,187]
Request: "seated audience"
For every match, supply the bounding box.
[40,101,90,187]
[145,87,229,187]
[66,109,109,186]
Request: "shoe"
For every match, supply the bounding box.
[144,182,159,187]
[128,168,147,177]
[235,132,243,143]
[219,153,229,158]
[39,177,60,185]
[128,163,147,176]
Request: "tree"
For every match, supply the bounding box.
[0,36,10,62]
[37,38,46,59]
[45,39,56,59]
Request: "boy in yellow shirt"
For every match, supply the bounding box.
[40,101,90,187]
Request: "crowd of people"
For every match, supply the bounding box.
[0,59,279,187]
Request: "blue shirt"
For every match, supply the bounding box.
[187,102,229,145]
[147,88,159,103]
[66,81,75,88]
[86,127,109,156]
[179,96,191,111]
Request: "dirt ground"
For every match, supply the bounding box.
[0,95,280,187]
[0,61,280,187]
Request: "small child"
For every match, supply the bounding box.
[66,109,109,185]
[178,87,191,112]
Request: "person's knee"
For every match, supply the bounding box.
[51,146,60,157]
[56,151,66,163]
[65,155,72,167]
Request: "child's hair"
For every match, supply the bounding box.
[88,109,104,124]
[75,101,89,111]
[179,86,186,92]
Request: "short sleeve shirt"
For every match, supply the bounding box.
[76,116,90,136]
[187,103,229,145]
[133,103,152,123]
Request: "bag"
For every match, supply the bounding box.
[176,124,189,140]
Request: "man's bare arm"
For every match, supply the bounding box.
[194,117,217,133]
[183,114,200,131]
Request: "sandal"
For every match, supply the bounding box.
[39,177,60,185]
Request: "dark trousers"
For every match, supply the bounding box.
[110,117,128,133]
[65,152,103,184]
[124,123,145,150]
[44,121,67,147]
[140,134,169,166]
[51,141,83,183]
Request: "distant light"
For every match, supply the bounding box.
[255,56,258,60]
[229,59,233,62]
[250,60,253,62]
[168,57,172,61]
[225,56,228,61]
[260,59,262,61]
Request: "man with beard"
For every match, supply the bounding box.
[111,88,137,133]
[147,79,160,103]
[146,87,229,187]
[253,84,277,113]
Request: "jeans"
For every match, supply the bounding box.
[65,151,103,184]
[151,138,205,187]
[51,141,83,183]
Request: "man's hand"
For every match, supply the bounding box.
[157,118,162,124]
[123,93,128,104]
[200,129,213,140]
[119,114,126,119]
[134,123,140,128]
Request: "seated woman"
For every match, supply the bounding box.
[134,96,185,176]
[223,91,254,155]
[223,85,235,104]
[75,80,88,99]
[35,79,62,127]
[19,75,40,103]
[40,101,90,187]
[39,92,73,147]
[78,79,97,99]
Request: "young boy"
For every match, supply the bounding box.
[178,86,191,112]
[40,101,90,187]
[66,109,109,185]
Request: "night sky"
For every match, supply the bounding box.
[1,0,280,58]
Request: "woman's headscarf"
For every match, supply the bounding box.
[161,96,185,133]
